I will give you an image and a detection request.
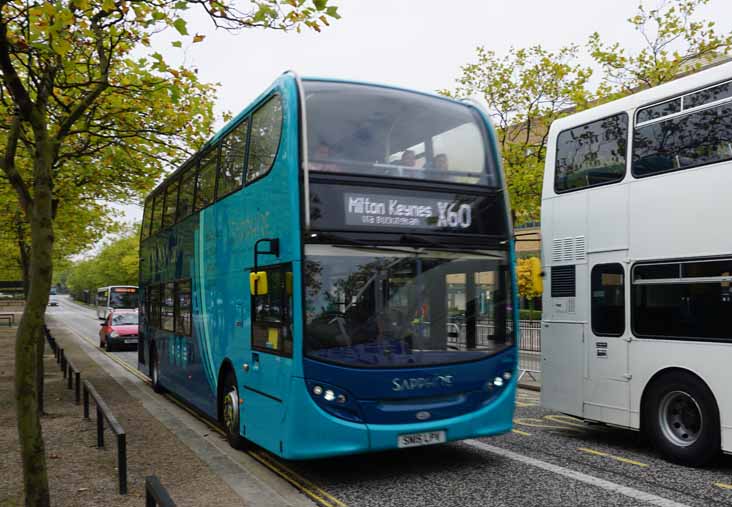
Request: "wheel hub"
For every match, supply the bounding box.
[659,390,703,447]
[223,389,239,434]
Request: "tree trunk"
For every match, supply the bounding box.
[15,145,53,507]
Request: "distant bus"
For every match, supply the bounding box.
[96,286,139,320]
[541,61,732,466]
[139,73,519,459]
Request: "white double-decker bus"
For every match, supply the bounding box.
[96,285,139,320]
[541,61,732,466]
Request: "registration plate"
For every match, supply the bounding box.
[397,430,446,448]
[124,339,137,344]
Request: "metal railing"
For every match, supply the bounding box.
[83,380,128,495]
[145,476,177,507]
[446,319,541,352]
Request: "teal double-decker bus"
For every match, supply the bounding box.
[138,73,519,459]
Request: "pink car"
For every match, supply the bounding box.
[99,309,139,352]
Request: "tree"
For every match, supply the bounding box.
[589,0,732,93]
[0,2,339,505]
[442,45,594,222]
[516,257,542,301]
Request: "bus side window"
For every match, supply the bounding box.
[195,149,218,210]
[175,279,192,336]
[151,192,164,235]
[141,197,153,240]
[246,95,283,184]
[149,285,161,329]
[251,264,292,356]
[177,166,196,222]
[162,178,179,229]
[218,118,249,198]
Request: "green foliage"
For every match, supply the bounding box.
[65,231,139,300]
[590,0,732,92]
[516,257,543,300]
[443,45,593,222]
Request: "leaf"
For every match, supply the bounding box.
[313,0,327,10]
[171,41,182,48]
[192,34,205,43]
[172,18,188,36]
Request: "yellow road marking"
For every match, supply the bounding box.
[715,483,732,490]
[252,451,348,507]
[515,401,538,408]
[513,417,583,433]
[512,429,532,436]
[578,447,648,468]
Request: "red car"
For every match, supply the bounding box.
[99,309,139,351]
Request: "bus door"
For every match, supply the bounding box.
[585,258,630,426]
[244,264,293,453]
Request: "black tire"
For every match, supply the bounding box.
[644,371,720,467]
[221,370,248,450]
[150,345,164,394]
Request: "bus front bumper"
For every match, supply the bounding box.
[282,377,516,460]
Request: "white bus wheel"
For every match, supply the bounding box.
[644,371,720,467]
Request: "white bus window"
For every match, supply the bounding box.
[632,259,732,340]
[555,113,628,192]
[591,264,625,336]
[633,101,732,177]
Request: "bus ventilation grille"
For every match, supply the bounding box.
[550,265,576,298]
[552,236,586,262]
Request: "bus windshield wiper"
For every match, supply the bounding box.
[309,232,417,255]
[400,234,504,258]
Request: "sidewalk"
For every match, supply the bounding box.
[3,319,317,506]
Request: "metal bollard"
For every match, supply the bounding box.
[74,371,80,405]
[83,385,90,419]
[97,405,104,448]
[117,433,127,495]
[67,364,73,389]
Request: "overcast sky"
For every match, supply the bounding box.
[113,0,731,225]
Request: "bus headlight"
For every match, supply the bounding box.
[306,380,361,422]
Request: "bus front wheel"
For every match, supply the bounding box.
[222,371,248,450]
[644,371,720,467]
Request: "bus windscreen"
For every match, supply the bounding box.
[110,287,138,309]
[304,246,512,368]
[303,81,496,186]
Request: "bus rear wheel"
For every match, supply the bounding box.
[644,371,720,466]
[222,371,248,450]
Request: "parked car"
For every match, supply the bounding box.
[99,309,139,352]
[48,288,58,306]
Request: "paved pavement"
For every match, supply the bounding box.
[48,296,732,507]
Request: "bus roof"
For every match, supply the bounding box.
[147,72,488,200]
[549,60,732,134]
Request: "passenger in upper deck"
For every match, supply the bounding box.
[398,150,417,167]
[310,142,338,172]
[433,153,449,171]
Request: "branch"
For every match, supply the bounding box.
[0,116,33,216]
[0,17,34,121]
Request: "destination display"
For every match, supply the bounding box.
[345,193,472,230]
[308,182,508,240]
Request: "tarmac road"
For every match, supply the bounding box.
[48,295,732,507]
